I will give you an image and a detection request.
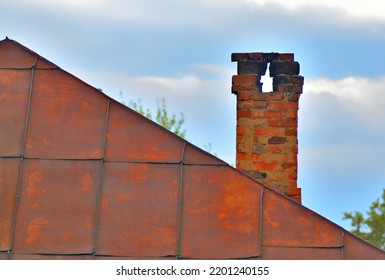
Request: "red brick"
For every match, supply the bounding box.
[267,101,298,110]
[238,100,266,109]
[287,172,298,180]
[232,84,255,93]
[284,128,297,136]
[236,127,246,135]
[252,162,280,171]
[237,109,252,118]
[268,118,297,127]
[283,109,298,118]
[287,179,297,188]
[286,187,301,196]
[232,75,260,85]
[268,145,282,153]
[253,92,284,101]
[278,53,294,61]
[236,92,252,101]
[285,155,297,163]
[252,110,282,118]
[283,162,297,169]
[236,134,243,143]
[254,127,281,136]
[237,153,253,161]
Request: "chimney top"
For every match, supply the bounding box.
[231,52,294,62]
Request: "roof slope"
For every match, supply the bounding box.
[0,38,384,260]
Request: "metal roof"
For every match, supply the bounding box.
[0,37,384,259]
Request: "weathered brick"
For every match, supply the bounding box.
[269,61,300,77]
[283,162,297,170]
[245,170,267,179]
[268,136,286,145]
[253,144,265,154]
[274,84,303,93]
[231,52,264,61]
[232,74,261,85]
[273,75,304,85]
[232,84,257,93]
[278,53,294,61]
[238,60,268,75]
[267,101,298,110]
[252,110,282,118]
[287,179,298,188]
[236,92,253,101]
[286,187,301,196]
[284,128,297,136]
[263,52,280,61]
[238,100,267,109]
[282,109,298,118]
[252,92,284,101]
[254,127,281,136]
[236,127,246,135]
[268,145,282,153]
[237,153,253,161]
[253,162,280,171]
[284,154,298,163]
[287,92,301,102]
[268,118,297,127]
[287,172,298,180]
[237,109,252,118]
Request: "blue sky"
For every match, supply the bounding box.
[2,0,385,230]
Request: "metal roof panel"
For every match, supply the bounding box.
[25,70,109,159]
[180,165,262,258]
[96,162,180,257]
[12,159,100,254]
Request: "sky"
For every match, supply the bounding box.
[2,0,385,230]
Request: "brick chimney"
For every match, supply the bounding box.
[231,52,304,203]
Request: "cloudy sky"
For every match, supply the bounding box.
[2,0,385,230]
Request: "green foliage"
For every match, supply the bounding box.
[122,94,186,139]
[154,98,186,139]
[343,189,385,249]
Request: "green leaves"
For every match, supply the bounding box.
[343,189,385,249]
[154,98,186,139]
[126,96,186,139]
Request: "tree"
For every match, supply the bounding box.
[343,189,385,249]
[121,93,186,138]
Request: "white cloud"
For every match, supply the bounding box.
[10,0,385,33]
[304,75,385,129]
[247,0,385,20]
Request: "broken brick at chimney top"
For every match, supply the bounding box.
[231,52,304,204]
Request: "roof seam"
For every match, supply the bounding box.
[91,100,111,258]
[8,157,228,166]
[8,65,35,254]
[261,245,344,249]
[175,142,187,259]
[0,67,60,71]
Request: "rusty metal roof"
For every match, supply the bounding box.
[1,37,384,259]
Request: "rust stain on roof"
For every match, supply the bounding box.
[0,37,384,259]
